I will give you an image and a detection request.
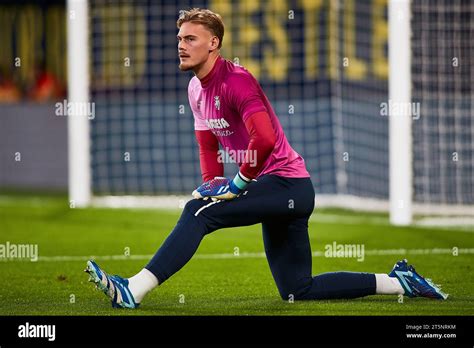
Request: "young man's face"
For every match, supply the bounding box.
[177,22,217,71]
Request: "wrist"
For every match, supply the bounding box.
[230,171,251,193]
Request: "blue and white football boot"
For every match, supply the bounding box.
[85,260,139,309]
[389,259,448,300]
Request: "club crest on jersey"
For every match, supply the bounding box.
[214,96,220,110]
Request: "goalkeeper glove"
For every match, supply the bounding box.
[192,172,251,200]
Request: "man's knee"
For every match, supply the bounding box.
[180,199,215,235]
[276,278,313,301]
[182,199,206,216]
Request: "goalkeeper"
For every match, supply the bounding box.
[85,8,447,308]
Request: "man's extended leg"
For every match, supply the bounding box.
[88,176,296,307]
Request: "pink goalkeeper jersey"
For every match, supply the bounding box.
[188,56,310,179]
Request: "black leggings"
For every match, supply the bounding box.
[146,175,375,300]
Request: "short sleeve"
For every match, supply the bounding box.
[226,72,267,122]
[188,78,208,131]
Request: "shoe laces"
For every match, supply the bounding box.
[406,263,448,298]
[426,278,444,291]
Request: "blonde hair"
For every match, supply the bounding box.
[177,8,224,49]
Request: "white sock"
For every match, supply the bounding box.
[128,268,159,303]
[375,274,405,295]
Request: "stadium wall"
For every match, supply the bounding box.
[0,104,68,191]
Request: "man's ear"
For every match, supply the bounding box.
[209,36,219,52]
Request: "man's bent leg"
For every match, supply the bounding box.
[262,218,376,300]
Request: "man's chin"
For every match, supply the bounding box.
[178,63,194,71]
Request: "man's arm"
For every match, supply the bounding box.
[239,110,276,180]
[192,111,276,201]
[188,77,223,183]
[195,129,223,182]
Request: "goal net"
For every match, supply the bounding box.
[411,0,473,213]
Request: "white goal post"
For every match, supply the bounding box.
[388,0,412,225]
[67,0,90,208]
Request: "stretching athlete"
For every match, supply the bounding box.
[85,8,447,308]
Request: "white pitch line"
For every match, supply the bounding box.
[310,214,474,231]
[310,214,389,225]
[1,248,473,263]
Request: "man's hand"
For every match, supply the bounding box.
[192,177,242,200]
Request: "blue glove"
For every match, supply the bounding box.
[192,172,250,200]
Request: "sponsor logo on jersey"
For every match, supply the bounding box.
[212,129,234,137]
[205,118,230,130]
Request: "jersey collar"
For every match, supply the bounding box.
[199,56,224,88]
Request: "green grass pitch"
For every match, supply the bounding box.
[0,193,473,316]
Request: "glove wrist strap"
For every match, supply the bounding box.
[232,171,251,191]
